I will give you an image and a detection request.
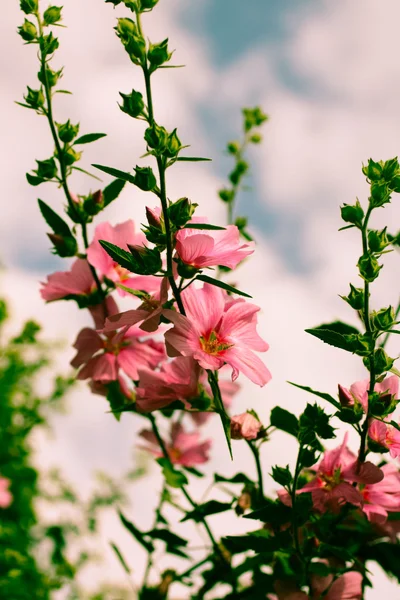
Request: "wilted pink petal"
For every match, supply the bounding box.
[231,412,262,440]
[41,259,95,302]
[361,463,400,523]
[139,422,211,466]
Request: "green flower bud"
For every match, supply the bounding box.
[18,19,38,42]
[126,34,146,63]
[389,176,400,193]
[38,66,62,87]
[119,90,145,118]
[148,38,172,67]
[20,0,38,15]
[24,86,45,109]
[230,160,249,185]
[127,245,162,275]
[144,123,169,153]
[369,390,397,418]
[139,0,159,10]
[47,233,78,257]
[368,227,390,253]
[370,181,391,208]
[116,18,137,42]
[177,260,199,279]
[122,0,138,8]
[357,253,382,282]
[337,406,364,424]
[340,200,364,228]
[57,120,80,144]
[43,6,62,26]
[372,306,396,331]
[63,147,82,166]
[218,188,234,203]
[352,332,375,357]
[83,190,104,216]
[227,141,240,154]
[371,347,395,375]
[235,216,248,230]
[105,0,122,5]
[168,197,197,229]
[164,129,182,158]
[242,106,268,132]
[42,32,59,56]
[340,284,365,311]
[249,133,262,144]
[362,158,383,182]
[382,157,400,181]
[133,166,157,191]
[36,157,58,179]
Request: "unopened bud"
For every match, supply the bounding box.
[36,158,58,179]
[24,87,45,109]
[362,159,383,182]
[372,306,396,331]
[57,120,80,143]
[370,181,391,208]
[357,253,382,283]
[368,347,395,375]
[218,188,234,203]
[177,261,198,279]
[146,206,162,229]
[63,147,82,166]
[38,66,62,88]
[164,129,182,158]
[127,245,162,275]
[47,233,77,257]
[43,6,62,25]
[340,284,365,311]
[168,197,197,228]
[229,160,249,185]
[83,190,104,216]
[382,157,400,181]
[340,200,364,228]
[20,0,38,14]
[139,0,159,9]
[144,123,169,153]
[368,228,390,253]
[18,19,37,42]
[133,165,157,191]
[119,89,145,118]
[116,18,136,41]
[148,38,172,67]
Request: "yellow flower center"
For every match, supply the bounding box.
[200,330,233,355]
[114,264,130,281]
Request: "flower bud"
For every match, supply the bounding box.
[227,141,240,154]
[168,197,197,229]
[340,200,364,228]
[242,106,268,132]
[47,233,78,258]
[83,190,104,216]
[235,491,252,515]
[144,123,169,153]
[357,253,382,282]
[63,147,82,166]
[362,159,383,182]
[370,181,391,208]
[164,129,182,158]
[368,228,390,253]
[389,176,400,193]
[127,245,162,275]
[116,18,137,42]
[369,391,397,417]
[177,261,198,279]
[382,157,400,181]
[369,348,395,375]
[235,216,248,230]
[340,284,365,311]
[133,165,157,191]
[42,32,59,56]
[337,406,364,424]
[140,0,159,10]
[43,6,62,26]
[249,133,262,144]
[57,120,80,144]
[126,34,146,63]
[18,19,38,42]
[229,160,249,185]
[20,0,38,14]
[372,306,396,331]
[119,90,145,118]
[231,413,262,440]
[36,158,58,179]
[38,66,62,87]
[24,86,45,110]
[148,38,172,67]
[146,206,162,229]
[218,188,234,203]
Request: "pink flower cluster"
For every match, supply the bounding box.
[270,569,362,600]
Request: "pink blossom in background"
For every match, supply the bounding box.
[297,435,383,512]
[87,220,159,295]
[0,477,12,509]
[40,258,95,301]
[338,374,398,413]
[71,325,165,383]
[136,357,201,412]
[231,412,262,440]
[361,463,400,523]
[272,570,362,599]
[164,283,271,386]
[175,224,254,270]
[139,423,211,466]
[368,419,400,458]
[103,277,169,334]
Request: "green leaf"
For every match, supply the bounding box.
[214,472,254,485]
[74,133,107,145]
[71,166,102,181]
[244,500,292,526]
[299,403,335,441]
[38,199,72,237]
[115,284,150,298]
[197,274,252,298]
[119,511,154,553]
[26,173,44,186]
[183,466,205,478]
[306,321,360,353]
[92,163,136,184]
[110,542,131,575]
[271,465,292,487]
[98,241,135,271]
[181,500,232,523]
[270,407,299,437]
[107,381,130,421]
[184,223,226,230]
[223,530,291,554]
[157,458,188,488]
[103,178,126,207]
[308,562,332,577]
[176,156,212,162]
[146,528,188,548]
[288,382,341,410]
[55,89,72,94]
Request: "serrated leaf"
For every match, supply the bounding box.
[38,199,72,237]
[288,382,341,410]
[306,321,360,353]
[119,511,153,553]
[184,223,226,230]
[92,163,136,184]
[181,500,232,523]
[299,403,335,441]
[197,274,251,298]
[99,241,135,271]
[176,156,212,162]
[74,132,107,145]
[103,178,126,207]
[270,407,299,437]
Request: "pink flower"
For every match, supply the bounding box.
[103,278,169,334]
[338,375,398,413]
[175,224,254,270]
[0,477,12,509]
[164,283,271,386]
[231,412,262,440]
[71,325,165,383]
[87,220,159,296]
[136,357,201,412]
[273,570,362,600]
[298,435,383,512]
[139,423,211,466]
[361,463,400,523]
[368,419,400,458]
[40,259,95,302]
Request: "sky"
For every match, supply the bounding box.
[1,0,400,597]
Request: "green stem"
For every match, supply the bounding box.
[227,135,249,224]
[142,482,166,588]
[177,557,211,581]
[291,444,304,560]
[246,440,264,503]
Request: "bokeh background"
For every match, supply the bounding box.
[1,0,400,596]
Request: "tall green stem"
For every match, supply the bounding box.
[246,440,264,502]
